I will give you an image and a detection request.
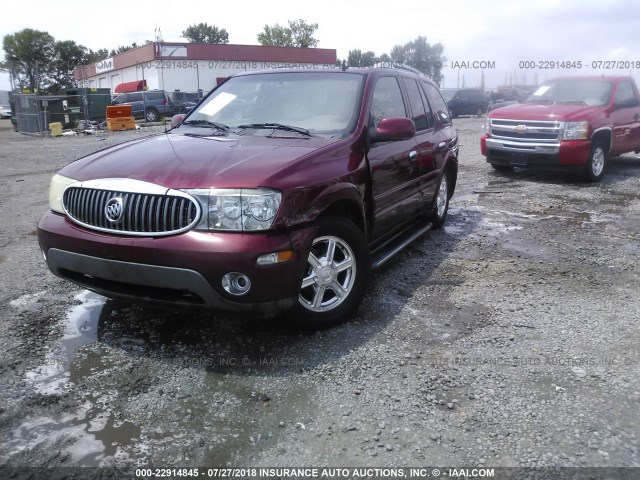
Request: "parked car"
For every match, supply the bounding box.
[481,76,640,181]
[38,67,458,328]
[168,91,200,114]
[442,88,488,118]
[111,90,173,122]
[487,87,536,112]
[0,104,11,119]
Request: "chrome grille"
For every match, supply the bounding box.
[490,118,562,143]
[63,187,200,236]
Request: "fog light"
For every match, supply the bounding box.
[222,272,251,295]
[256,250,294,265]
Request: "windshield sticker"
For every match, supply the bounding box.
[199,92,236,116]
[532,85,551,96]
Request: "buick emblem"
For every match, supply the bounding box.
[515,125,528,134]
[105,197,124,222]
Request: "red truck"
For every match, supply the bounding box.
[481,76,640,181]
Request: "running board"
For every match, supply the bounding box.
[371,222,433,270]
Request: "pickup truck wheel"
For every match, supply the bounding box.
[145,109,159,122]
[290,218,370,329]
[430,172,450,229]
[584,140,607,182]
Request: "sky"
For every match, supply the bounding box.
[2,0,640,91]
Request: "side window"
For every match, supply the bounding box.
[454,90,468,102]
[615,81,635,104]
[402,78,431,130]
[422,82,451,124]
[370,77,407,127]
[145,92,164,101]
[128,92,143,102]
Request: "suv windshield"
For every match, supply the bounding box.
[526,79,612,106]
[183,72,364,137]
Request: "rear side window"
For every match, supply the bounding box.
[370,77,407,127]
[145,92,165,101]
[402,78,432,130]
[422,83,451,124]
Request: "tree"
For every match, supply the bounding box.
[257,19,318,48]
[48,40,87,93]
[388,36,445,84]
[181,23,229,44]
[347,49,377,68]
[3,28,55,91]
[288,19,319,48]
[109,43,138,57]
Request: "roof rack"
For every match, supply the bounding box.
[371,63,427,78]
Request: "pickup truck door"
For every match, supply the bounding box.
[367,76,421,240]
[610,80,640,154]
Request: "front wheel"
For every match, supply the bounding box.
[584,140,607,182]
[288,218,370,329]
[430,172,450,229]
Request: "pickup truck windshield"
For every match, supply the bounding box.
[526,79,612,106]
[184,72,364,137]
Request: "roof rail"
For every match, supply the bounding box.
[372,63,427,78]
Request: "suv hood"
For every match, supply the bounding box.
[489,103,605,122]
[59,133,339,189]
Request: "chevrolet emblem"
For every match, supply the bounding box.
[515,125,528,134]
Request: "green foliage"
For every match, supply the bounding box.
[344,37,445,84]
[181,23,229,44]
[48,40,88,93]
[257,19,318,48]
[347,50,377,68]
[3,28,55,91]
[389,36,446,84]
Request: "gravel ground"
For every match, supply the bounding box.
[0,117,638,476]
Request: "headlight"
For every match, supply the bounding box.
[188,188,281,231]
[563,121,589,140]
[483,117,491,133]
[48,174,77,214]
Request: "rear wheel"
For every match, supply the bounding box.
[584,140,607,182]
[145,108,159,122]
[288,218,369,329]
[430,172,450,229]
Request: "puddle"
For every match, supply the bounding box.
[24,290,104,395]
[8,290,142,465]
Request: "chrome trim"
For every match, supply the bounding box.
[62,178,202,237]
[592,126,613,153]
[490,118,563,144]
[485,137,560,154]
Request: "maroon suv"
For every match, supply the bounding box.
[38,67,458,327]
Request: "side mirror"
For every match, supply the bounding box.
[170,114,186,128]
[615,97,640,109]
[369,117,416,142]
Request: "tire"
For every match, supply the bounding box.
[583,140,607,182]
[145,109,159,122]
[288,217,370,329]
[430,172,450,229]
[491,164,514,172]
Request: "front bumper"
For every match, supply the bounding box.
[482,135,591,169]
[38,211,316,312]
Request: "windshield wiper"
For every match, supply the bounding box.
[237,123,312,136]
[182,119,229,132]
